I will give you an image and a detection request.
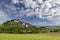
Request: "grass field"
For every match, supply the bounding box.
[0,33,60,40]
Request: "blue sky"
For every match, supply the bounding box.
[0,0,60,26]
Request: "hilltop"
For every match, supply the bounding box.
[0,19,60,34]
[3,19,32,28]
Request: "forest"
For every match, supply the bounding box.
[0,19,60,34]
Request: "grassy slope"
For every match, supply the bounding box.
[0,23,60,40]
[0,34,60,40]
[0,24,2,27]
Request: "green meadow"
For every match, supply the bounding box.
[0,20,60,40]
[0,33,60,40]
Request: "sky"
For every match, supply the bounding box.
[0,0,60,26]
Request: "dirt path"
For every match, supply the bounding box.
[29,32,60,36]
[39,32,60,36]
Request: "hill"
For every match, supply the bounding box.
[3,19,33,28]
[0,19,60,34]
[0,24,3,27]
[2,19,39,34]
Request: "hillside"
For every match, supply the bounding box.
[0,24,3,27]
[0,19,60,34]
[3,19,33,28]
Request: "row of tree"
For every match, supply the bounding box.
[0,19,60,34]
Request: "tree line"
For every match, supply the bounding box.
[0,19,60,34]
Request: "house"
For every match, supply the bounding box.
[14,19,20,23]
[26,25,28,27]
[23,23,25,25]
[22,22,29,27]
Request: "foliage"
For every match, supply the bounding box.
[0,19,60,34]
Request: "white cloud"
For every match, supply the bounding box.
[24,0,39,8]
[45,2,52,8]
[12,0,19,4]
[20,0,60,25]
[0,11,7,18]
[52,0,60,4]
[23,0,60,18]
[24,0,32,8]
[36,0,43,3]
[46,0,52,2]
[0,0,60,26]
[0,10,11,23]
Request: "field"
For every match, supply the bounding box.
[0,33,60,40]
